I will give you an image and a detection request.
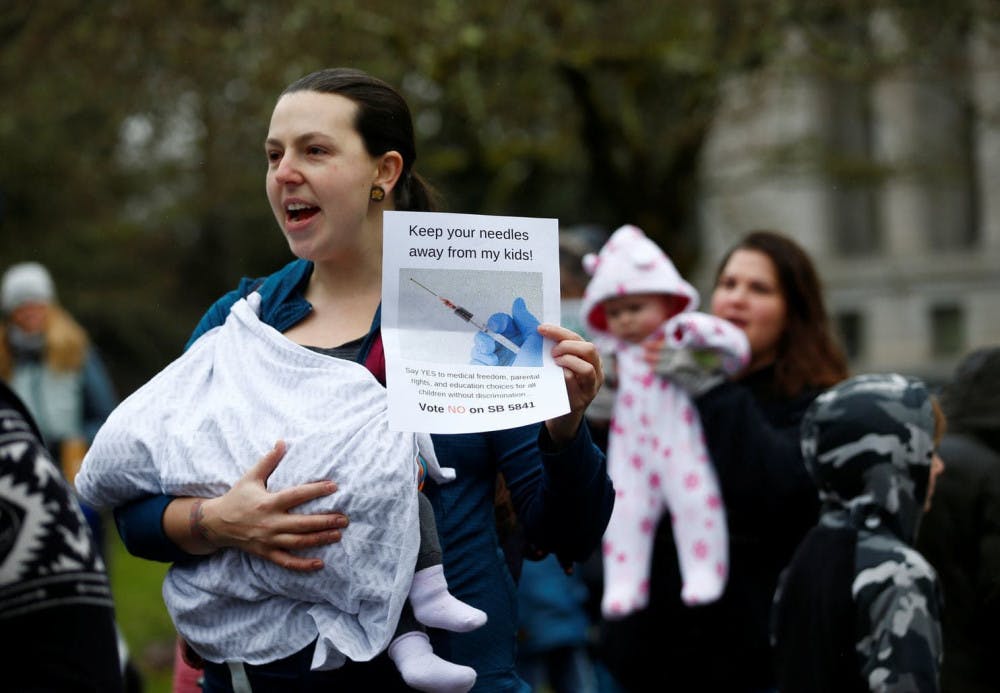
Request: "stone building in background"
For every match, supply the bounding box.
[694,14,1000,385]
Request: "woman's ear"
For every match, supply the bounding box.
[374,150,404,197]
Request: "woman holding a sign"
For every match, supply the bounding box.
[110,67,612,692]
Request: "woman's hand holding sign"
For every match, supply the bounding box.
[540,323,604,444]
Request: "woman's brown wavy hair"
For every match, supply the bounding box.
[714,230,848,396]
[0,303,88,379]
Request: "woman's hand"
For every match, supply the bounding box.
[538,324,604,443]
[169,440,349,572]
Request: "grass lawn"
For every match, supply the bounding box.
[106,529,177,693]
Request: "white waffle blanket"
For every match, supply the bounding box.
[77,294,452,670]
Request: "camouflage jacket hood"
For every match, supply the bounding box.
[800,373,936,545]
[777,374,943,690]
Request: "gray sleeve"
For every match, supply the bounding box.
[853,542,943,692]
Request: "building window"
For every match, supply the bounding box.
[836,310,865,361]
[826,80,880,257]
[925,97,978,252]
[930,304,965,357]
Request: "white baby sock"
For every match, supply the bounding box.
[388,631,477,693]
[409,565,487,632]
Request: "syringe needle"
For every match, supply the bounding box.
[409,277,522,356]
[409,278,438,297]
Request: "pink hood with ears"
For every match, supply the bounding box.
[580,224,699,336]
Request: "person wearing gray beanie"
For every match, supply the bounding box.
[1,261,89,447]
[0,260,119,539]
[1,261,56,314]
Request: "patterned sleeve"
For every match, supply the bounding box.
[0,384,123,690]
[853,542,943,692]
[0,392,112,607]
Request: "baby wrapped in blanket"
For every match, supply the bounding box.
[76,293,484,692]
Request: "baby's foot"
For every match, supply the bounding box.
[680,565,726,606]
[388,631,477,693]
[410,565,487,632]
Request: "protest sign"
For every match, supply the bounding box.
[381,211,569,433]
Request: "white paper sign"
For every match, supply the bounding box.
[381,211,570,433]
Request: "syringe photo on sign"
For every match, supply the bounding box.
[401,270,544,367]
[381,210,569,434]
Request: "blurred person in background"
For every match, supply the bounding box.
[0,378,124,691]
[0,261,119,554]
[599,230,849,692]
[772,374,946,692]
[916,346,1000,693]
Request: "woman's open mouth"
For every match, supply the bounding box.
[286,202,320,223]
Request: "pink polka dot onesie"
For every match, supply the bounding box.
[580,225,749,618]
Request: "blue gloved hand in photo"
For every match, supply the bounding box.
[470,297,543,366]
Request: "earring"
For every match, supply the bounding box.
[370,186,386,202]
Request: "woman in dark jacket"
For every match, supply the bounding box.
[599,230,849,692]
[916,346,1000,693]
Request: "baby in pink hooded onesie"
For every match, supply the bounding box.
[581,225,749,617]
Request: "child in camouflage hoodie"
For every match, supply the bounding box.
[772,373,946,692]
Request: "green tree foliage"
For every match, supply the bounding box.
[0,1,995,393]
